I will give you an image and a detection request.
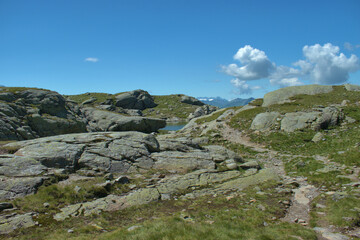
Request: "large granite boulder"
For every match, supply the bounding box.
[250,112,280,131]
[82,107,166,133]
[187,105,218,120]
[280,107,344,132]
[262,85,333,107]
[114,90,157,110]
[0,88,87,141]
[180,95,204,106]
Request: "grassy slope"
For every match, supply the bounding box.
[5,181,316,240]
[227,85,360,233]
[142,95,199,119]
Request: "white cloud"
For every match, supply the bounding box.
[230,78,260,95]
[223,43,360,94]
[84,57,99,62]
[223,45,274,80]
[302,43,360,84]
[270,77,303,87]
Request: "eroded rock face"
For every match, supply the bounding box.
[250,112,280,131]
[0,88,87,141]
[82,107,166,133]
[187,105,218,120]
[0,131,240,200]
[280,107,344,132]
[180,95,204,106]
[250,107,344,133]
[115,90,157,110]
[53,168,278,221]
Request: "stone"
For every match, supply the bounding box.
[262,85,333,107]
[0,177,45,199]
[115,176,130,184]
[225,159,238,170]
[152,151,216,173]
[180,95,204,106]
[313,227,350,240]
[82,107,166,133]
[0,213,36,234]
[344,84,360,92]
[345,116,356,124]
[312,132,324,142]
[127,225,141,231]
[0,202,13,211]
[115,90,156,110]
[81,97,97,105]
[239,161,261,170]
[250,112,280,131]
[281,107,343,132]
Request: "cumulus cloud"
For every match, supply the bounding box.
[223,43,360,94]
[230,78,260,94]
[84,57,99,62]
[302,43,360,84]
[223,45,275,80]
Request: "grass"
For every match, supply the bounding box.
[142,95,200,120]
[4,181,317,240]
[0,87,51,94]
[64,92,115,105]
[12,176,137,214]
[311,193,360,229]
[324,194,360,228]
[283,157,350,189]
[229,85,360,133]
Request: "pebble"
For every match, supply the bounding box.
[127,225,141,231]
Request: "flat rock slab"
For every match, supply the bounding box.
[0,213,36,234]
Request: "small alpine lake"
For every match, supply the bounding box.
[160,122,187,131]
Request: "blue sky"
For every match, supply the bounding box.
[0,0,359,99]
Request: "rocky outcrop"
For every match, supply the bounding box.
[53,167,278,221]
[249,106,344,133]
[0,212,36,234]
[82,107,166,133]
[0,131,241,200]
[0,88,86,141]
[115,90,157,110]
[280,106,344,132]
[250,112,280,131]
[344,84,360,92]
[180,95,204,106]
[187,105,218,120]
[262,85,333,107]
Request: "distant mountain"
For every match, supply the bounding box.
[197,97,254,108]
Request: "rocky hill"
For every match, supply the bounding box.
[0,84,359,239]
[0,88,217,141]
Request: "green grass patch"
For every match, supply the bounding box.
[325,194,360,228]
[0,87,51,94]
[284,157,350,189]
[143,95,199,120]
[248,98,263,106]
[64,92,115,105]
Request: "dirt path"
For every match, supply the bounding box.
[219,123,336,239]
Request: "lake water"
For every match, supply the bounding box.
[160,122,187,131]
